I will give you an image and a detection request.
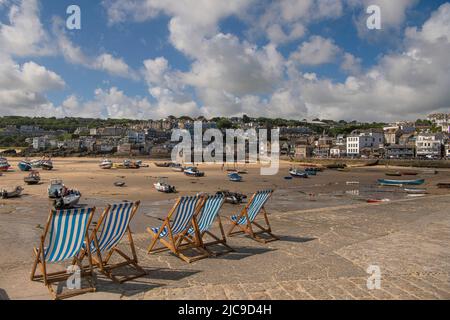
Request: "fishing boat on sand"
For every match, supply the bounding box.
[99,159,113,169]
[0,158,10,172]
[378,179,425,186]
[41,158,53,171]
[289,168,308,178]
[184,167,205,177]
[228,172,243,182]
[53,190,81,209]
[1,186,24,199]
[154,162,173,168]
[216,190,247,204]
[48,179,64,198]
[367,198,390,204]
[154,177,176,193]
[404,188,427,194]
[18,160,32,172]
[437,183,450,189]
[24,171,41,185]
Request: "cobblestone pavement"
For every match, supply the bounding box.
[1,195,449,300]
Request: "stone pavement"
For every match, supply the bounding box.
[1,195,449,300]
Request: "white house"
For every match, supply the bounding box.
[416,132,446,158]
[330,145,347,158]
[346,130,384,156]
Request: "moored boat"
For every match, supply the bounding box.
[184,167,205,177]
[99,159,113,169]
[18,161,32,172]
[41,159,53,171]
[367,198,390,204]
[228,172,243,182]
[378,179,425,186]
[24,171,41,185]
[53,190,81,209]
[154,177,176,193]
[1,186,24,199]
[0,158,10,172]
[48,179,64,198]
[385,171,402,177]
[437,183,450,189]
[289,168,308,178]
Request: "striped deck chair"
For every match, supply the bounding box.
[227,190,279,243]
[147,196,208,263]
[87,201,146,283]
[186,195,233,257]
[30,207,96,300]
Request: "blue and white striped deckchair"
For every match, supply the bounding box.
[228,190,278,243]
[186,195,233,256]
[89,201,145,283]
[147,196,207,263]
[31,207,96,300]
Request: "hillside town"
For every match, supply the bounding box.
[0,113,449,160]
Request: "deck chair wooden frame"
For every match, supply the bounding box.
[227,190,279,243]
[147,196,209,263]
[85,201,146,284]
[184,195,233,257]
[30,207,96,300]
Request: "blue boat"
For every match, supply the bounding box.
[18,161,32,172]
[228,172,242,182]
[378,179,425,186]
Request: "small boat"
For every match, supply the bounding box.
[114,182,126,187]
[154,177,176,193]
[41,159,53,171]
[378,179,425,186]
[422,169,438,175]
[367,198,390,204]
[289,168,308,178]
[284,176,293,180]
[48,179,64,198]
[216,190,247,205]
[123,160,140,169]
[154,162,172,168]
[326,163,347,170]
[1,186,24,199]
[385,171,402,177]
[228,172,242,182]
[437,183,450,189]
[24,171,41,185]
[184,167,205,177]
[99,159,113,169]
[18,161,32,172]
[404,188,427,194]
[0,158,10,172]
[30,159,43,168]
[53,190,81,209]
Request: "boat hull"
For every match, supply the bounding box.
[378,179,425,186]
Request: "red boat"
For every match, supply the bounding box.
[367,199,391,204]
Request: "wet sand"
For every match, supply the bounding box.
[1,158,449,234]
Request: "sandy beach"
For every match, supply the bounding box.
[1,158,449,300]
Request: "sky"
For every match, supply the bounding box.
[0,0,449,122]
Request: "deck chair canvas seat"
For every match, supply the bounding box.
[30,207,96,300]
[227,190,278,243]
[186,195,233,256]
[87,201,146,284]
[147,196,208,263]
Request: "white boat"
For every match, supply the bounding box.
[54,190,81,209]
[289,168,308,178]
[184,167,205,177]
[154,177,176,193]
[99,159,113,169]
[48,179,64,198]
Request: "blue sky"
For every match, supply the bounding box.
[0,0,449,121]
